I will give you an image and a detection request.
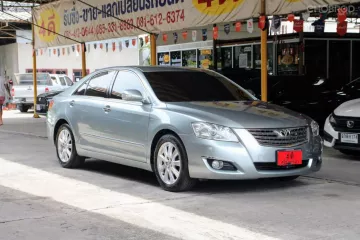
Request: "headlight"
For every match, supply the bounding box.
[192,122,238,142]
[329,114,336,125]
[311,121,319,136]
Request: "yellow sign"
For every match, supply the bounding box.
[200,49,212,55]
[192,0,245,16]
[164,54,170,63]
[37,9,60,43]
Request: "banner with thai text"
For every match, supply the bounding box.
[33,0,359,48]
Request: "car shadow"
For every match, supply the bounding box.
[81,159,311,194]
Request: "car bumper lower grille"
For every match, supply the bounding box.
[248,127,309,147]
[254,160,309,171]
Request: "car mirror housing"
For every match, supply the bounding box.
[122,89,149,104]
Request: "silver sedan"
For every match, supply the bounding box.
[47,66,323,192]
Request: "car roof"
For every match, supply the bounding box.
[94,66,206,73]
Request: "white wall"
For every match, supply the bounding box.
[0,43,19,81]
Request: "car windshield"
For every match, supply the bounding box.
[144,71,253,102]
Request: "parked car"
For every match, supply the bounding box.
[47,67,323,192]
[12,73,68,112]
[36,89,64,113]
[324,98,360,156]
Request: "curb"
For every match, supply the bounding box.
[0,129,47,139]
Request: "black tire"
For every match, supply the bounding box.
[276,175,300,182]
[55,124,85,168]
[153,134,197,192]
[19,105,29,113]
[340,150,360,156]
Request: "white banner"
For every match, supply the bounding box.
[33,0,360,48]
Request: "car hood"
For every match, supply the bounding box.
[166,101,309,129]
[334,98,360,117]
[38,90,63,98]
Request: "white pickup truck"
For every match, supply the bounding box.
[11,73,72,112]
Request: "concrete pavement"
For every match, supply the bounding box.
[1,110,360,239]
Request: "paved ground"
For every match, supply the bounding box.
[1,110,360,240]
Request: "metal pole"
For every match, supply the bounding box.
[32,9,39,119]
[260,0,268,102]
[81,43,87,77]
[150,34,157,66]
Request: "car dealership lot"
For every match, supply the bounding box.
[0,111,360,240]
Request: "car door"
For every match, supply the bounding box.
[66,70,116,152]
[100,70,151,163]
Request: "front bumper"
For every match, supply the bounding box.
[181,129,323,180]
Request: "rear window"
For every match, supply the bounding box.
[19,74,52,86]
[144,71,253,102]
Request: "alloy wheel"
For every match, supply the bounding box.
[157,142,182,185]
[57,128,73,163]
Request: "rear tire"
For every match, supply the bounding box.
[55,124,85,168]
[154,134,197,192]
[340,150,360,156]
[19,105,29,113]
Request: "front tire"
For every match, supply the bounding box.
[154,134,197,192]
[55,124,85,168]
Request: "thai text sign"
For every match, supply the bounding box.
[33,0,358,48]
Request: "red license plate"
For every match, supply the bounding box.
[277,150,303,166]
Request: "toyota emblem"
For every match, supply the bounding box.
[347,121,355,129]
[274,129,291,137]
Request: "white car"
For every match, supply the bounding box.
[50,74,74,90]
[324,98,360,156]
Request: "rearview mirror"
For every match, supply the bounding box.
[122,89,150,104]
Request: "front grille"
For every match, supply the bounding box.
[248,127,308,147]
[332,115,360,133]
[254,160,309,171]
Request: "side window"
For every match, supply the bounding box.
[74,80,89,96]
[59,77,66,86]
[85,71,115,98]
[111,71,145,100]
[51,76,58,85]
[65,77,73,86]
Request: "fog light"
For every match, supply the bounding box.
[211,160,224,170]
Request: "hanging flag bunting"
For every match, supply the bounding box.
[293,19,304,32]
[67,47,70,55]
[235,22,241,32]
[53,49,56,55]
[338,8,347,23]
[312,19,325,34]
[62,48,65,55]
[132,38,137,47]
[72,46,75,52]
[40,49,43,55]
[258,16,266,31]
[173,33,178,44]
[105,42,109,52]
[77,44,81,53]
[100,43,103,49]
[213,25,219,39]
[182,31,188,40]
[271,15,281,33]
[145,35,149,44]
[288,13,295,22]
[337,21,348,36]
[112,42,116,51]
[162,34,168,43]
[119,41,122,51]
[94,43,97,49]
[302,12,310,21]
[48,49,51,57]
[125,40,129,48]
[202,29,207,41]
[192,30,197,41]
[247,19,253,33]
[139,37,144,47]
[224,24,230,35]
[57,48,60,56]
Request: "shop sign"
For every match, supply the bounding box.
[337,21,348,36]
[34,0,360,48]
[235,22,241,32]
[293,19,304,32]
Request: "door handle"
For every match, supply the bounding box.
[69,100,75,107]
[103,105,111,112]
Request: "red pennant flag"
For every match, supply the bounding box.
[288,13,295,22]
[235,22,241,32]
[163,34,168,42]
[53,49,56,55]
[76,45,80,52]
[62,48,65,55]
[338,8,347,23]
[145,35,149,44]
[132,39,136,46]
[213,26,219,40]
[100,43,103,49]
[182,31,188,40]
[337,21,348,36]
[40,49,43,55]
[293,19,304,32]
[112,42,116,51]
[258,16,266,30]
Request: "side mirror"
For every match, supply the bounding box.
[122,89,150,104]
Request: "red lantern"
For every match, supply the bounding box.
[293,19,304,32]
[337,21,348,36]
[288,13,295,22]
[213,26,219,40]
[338,8,347,23]
[258,16,266,30]
[182,31,188,40]
[235,22,241,32]
[163,34,168,42]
